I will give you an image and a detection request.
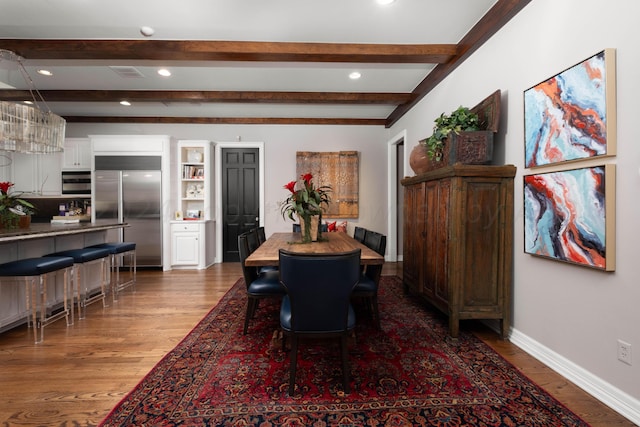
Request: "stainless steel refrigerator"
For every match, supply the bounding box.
[94,156,163,267]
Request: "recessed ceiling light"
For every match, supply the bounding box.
[349,71,362,80]
[140,26,155,37]
[23,100,33,105]
[120,100,131,106]
[37,69,53,76]
[157,68,171,77]
[376,0,396,4]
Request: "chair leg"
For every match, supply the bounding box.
[288,335,298,396]
[243,298,255,334]
[340,334,350,394]
[371,295,381,330]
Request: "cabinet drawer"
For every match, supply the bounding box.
[172,222,200,232]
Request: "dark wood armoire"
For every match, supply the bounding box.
[401,164,516,338]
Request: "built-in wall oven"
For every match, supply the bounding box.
[61,171,91,194]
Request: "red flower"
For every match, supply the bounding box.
[283,181,296,193]
[0,182,14,195]
[301,173,313,185]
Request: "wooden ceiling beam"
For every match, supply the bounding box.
[63,116,386,126]
[0,39,457,64]
[386,0,532,127]
[0,90,411,105]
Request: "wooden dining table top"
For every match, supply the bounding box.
[244,232,385,267]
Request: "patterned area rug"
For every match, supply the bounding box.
[100,276,588,426]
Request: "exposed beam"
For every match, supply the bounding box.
[63,116,386,126]
[0,39,458,64]
[386,0,532,127]
[0,90,411,105]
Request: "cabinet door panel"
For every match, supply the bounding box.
[461,180,503,309]
[433,180,450,308]
[402,183,424,294]
[172,232,200,265]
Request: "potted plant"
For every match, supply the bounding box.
[0,182,36,229]
[280,173,331,243]
[420,106,480,161]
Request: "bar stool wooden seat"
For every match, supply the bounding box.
[45,247,111,319]
[89,242,136,302]
[0,256,75,344]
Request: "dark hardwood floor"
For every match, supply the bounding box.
[0,262,634,426]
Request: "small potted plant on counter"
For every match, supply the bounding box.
[0,182,36,229]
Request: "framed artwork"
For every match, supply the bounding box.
[524,49,616,168]
[185,209,201,219]
[296,151,359,218]
[523,164,616,271]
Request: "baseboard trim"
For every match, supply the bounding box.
[509,328,640,425]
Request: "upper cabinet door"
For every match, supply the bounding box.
[62,138,91,170]
[11,152,62,195]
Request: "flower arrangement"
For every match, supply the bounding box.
[280,173,331,242]
[0,182,35,228]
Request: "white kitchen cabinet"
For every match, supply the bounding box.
[172,222,200,265]
[11,152,63,195]
[170,220,215,269]
[62,138,91,170]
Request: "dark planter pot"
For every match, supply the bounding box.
[19,215,31,229]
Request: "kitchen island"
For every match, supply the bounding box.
[0,221,128,334]
[0,221,127,243]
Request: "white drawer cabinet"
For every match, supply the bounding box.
[170,220,215,269]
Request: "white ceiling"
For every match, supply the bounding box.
[0,0,500,123]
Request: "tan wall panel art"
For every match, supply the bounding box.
[296,151,359,219]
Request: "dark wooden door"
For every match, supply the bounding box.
[222,148,259,262]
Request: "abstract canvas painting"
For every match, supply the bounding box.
[524,49,616,167]
[523,164,616,271]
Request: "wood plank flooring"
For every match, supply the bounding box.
[0,262,634,426]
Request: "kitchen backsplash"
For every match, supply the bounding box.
[22,197,91,223]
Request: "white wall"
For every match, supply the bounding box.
[390,0,640,420]
[66,123,389,237]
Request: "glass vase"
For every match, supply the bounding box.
[298,214,319,243]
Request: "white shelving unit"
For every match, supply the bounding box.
[171,140,215,269]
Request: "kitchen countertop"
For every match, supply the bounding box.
[0,221,128,243]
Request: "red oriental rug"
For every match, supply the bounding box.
[100,276,588,426]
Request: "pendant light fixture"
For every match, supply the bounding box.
[0,49,66,154]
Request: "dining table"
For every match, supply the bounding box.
[244,232,384,267]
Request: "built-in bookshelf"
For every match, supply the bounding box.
[172,140,215,270]
[177,140,212,220]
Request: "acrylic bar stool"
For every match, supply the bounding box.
[45,247,111,320]
[0,256,75,344]
[89,242,136,302]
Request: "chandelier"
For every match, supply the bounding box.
[0,49,66,154]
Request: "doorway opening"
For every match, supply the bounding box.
[386,130,406,262]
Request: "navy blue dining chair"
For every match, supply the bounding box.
[353,231,386,329]
[238,231,285,334]
[278,248,361,395]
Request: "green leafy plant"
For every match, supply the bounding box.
[280,173,331,221]
[420,106,481,161]
[280,173,331,243]
[0,182,36,228]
